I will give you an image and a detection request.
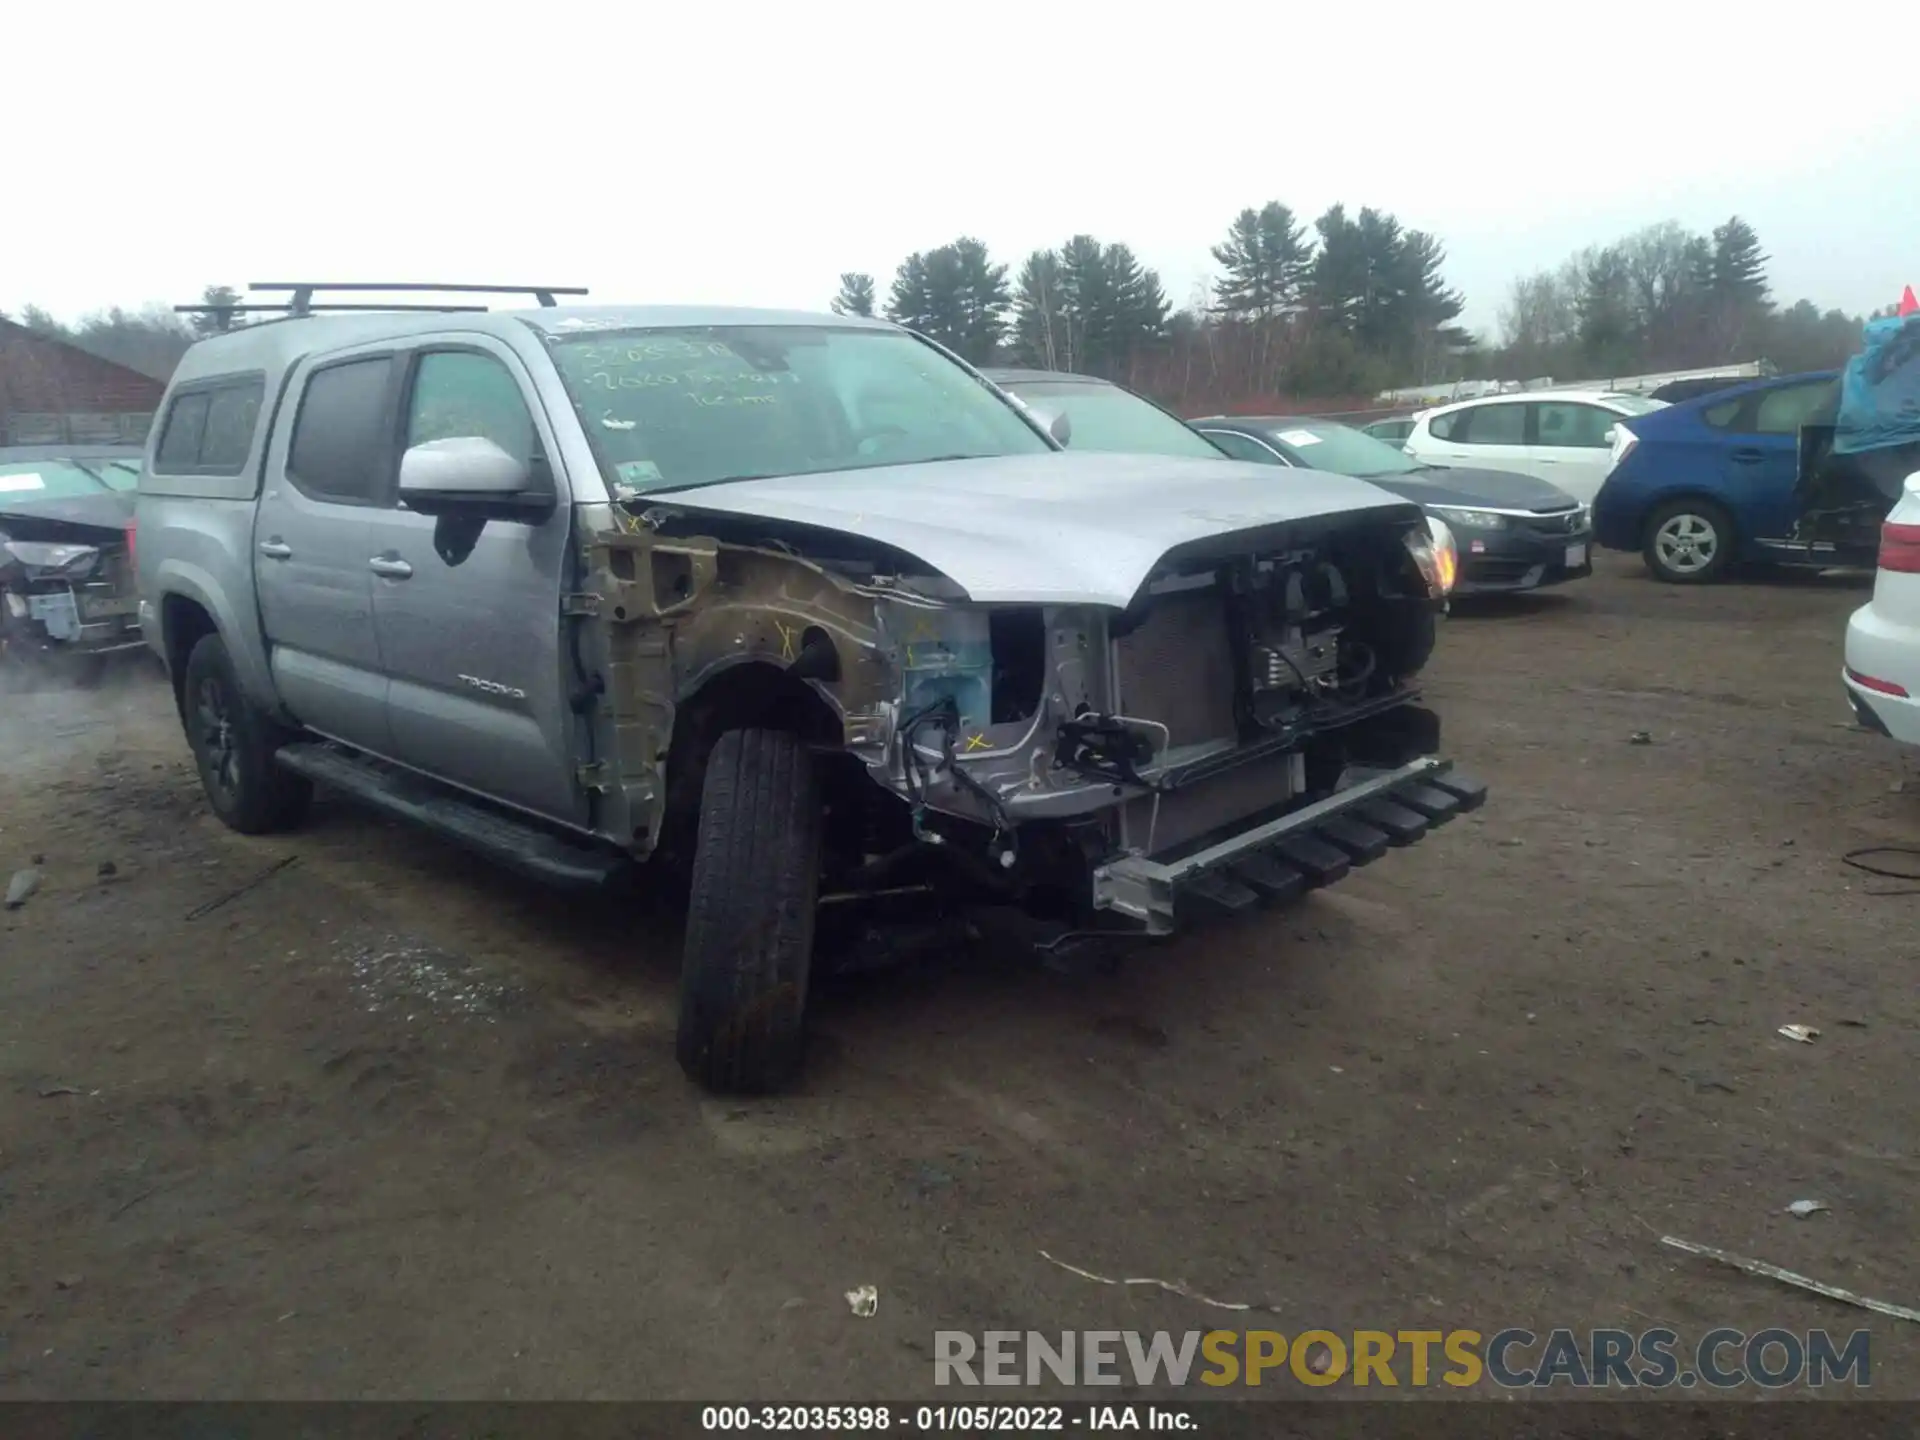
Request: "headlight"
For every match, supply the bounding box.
[1430,505,1508,530]
[1404,520,1457,599]
[1425,516,1458,596]
[3,539,100,576]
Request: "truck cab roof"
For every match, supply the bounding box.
[168,304,895,389]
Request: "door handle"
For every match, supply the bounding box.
[258,540,292,560]
[1731,448,1766,463]
[368,556,414,580]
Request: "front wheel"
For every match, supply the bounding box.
[182,633,312,834]
[1643,499,1734,584]
[675,728,821,1094]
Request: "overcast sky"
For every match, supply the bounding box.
[10,2,1917,341]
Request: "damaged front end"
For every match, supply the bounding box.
[0,453,144,680]
[846,513,1474,933]
[580,492,1479,938]
[0,521,143,676]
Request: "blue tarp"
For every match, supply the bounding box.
[1835,313,1920,456]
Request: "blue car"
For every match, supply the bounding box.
[1592,370,1843,582]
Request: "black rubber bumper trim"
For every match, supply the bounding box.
[1430,769,1488,812]
[1318,814,1390,865]
[1396,783,1464,824]
[1274,834,1352,886]
[1354,798,1429,845]
[1093,757,1489,932]
[1228,852,1310,904]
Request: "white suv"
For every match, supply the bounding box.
[1843,473,1920,748]
[1402,390,1668,506]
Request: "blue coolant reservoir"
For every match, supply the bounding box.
[898,608,995,734]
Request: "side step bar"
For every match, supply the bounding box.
[1091,758,1487,934]
[275,742,631,892]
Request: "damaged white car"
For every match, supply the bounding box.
[136,291,1483,1094]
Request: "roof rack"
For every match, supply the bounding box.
[249,282,588,317]
[175,302,493,316]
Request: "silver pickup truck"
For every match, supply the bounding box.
[136,298,1484,1093]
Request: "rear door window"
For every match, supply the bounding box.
[1752,380,1838,435]
[1702,397,1744,429]
[1531,402,1615,448]
[1455,403,1526,445]
[287,357,396,504]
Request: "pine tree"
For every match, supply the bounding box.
[19,304,65,337]
[883,251,944,337]
[946,238,1012,363]
[1101,243,1170,372]
[1307,205,1368,331]
[1577,244,1637,365]
[1709,217,1771,311]
[190,285,244,337]
[884,241,1009,362]
[1057,234,1112,373]
[1209,202,1312,318]
[831,272,876,317]
[1012,249,1069,369]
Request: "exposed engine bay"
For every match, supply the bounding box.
[863,522,1439,854]
[582,498,1448,934]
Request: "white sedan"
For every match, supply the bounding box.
[1401,389,1668,506]
[1843,474,1920,748]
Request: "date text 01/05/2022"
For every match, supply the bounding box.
[700,1404,1192,1431]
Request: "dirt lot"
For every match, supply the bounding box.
[2,555,1918,1402]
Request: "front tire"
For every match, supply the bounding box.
[1643,499,1734,584]
[675,728,821,1094]
[182,633,312,834]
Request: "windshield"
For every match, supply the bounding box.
[549,325,1050,493]
[0,458,136,509]
[1005,381,1225,460]
[1261,421,1422,478]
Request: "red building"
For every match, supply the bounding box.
[0,318,166,446]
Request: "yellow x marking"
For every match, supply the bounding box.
[774,619,798,662]
[964,732,990,752]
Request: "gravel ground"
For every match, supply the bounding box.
[2,555,1917,1403]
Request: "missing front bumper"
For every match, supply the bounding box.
[1090,756,1486,934]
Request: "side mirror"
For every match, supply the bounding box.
[399,436,531,500]
[1047,409,1072,446]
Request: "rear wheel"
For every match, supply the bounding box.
[1643,499,1733,584]
[675,728,821,1094]
[182,633,312,834]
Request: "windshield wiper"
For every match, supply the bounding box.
[644,474,776,495]
[647,454,991,495]
[66,460,118,492]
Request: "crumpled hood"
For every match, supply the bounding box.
[0,490,134,536]
[660,451,1417,606]
[1368,465,1579,511]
